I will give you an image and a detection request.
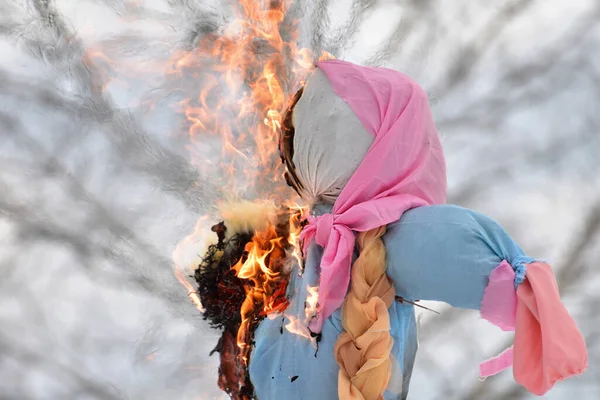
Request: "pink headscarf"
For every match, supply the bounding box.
[300,60,447,333]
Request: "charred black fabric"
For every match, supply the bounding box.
[194,222,255,399]
[279,86,305,196]
[194,222,252,332]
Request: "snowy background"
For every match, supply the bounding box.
[1,1,599,399]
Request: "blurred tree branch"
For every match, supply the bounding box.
[19,0,219,214]
[0,1,598,399]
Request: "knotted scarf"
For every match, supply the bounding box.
[299,60,447,333]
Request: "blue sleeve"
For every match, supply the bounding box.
[383,204,529,310]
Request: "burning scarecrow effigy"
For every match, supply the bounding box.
[192,201,304,399]
[180,59,588,400]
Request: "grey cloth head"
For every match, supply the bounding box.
[292,68,374,205]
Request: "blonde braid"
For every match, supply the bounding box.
[334,226,395,400]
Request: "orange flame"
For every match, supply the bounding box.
[284,316,312,340]
[287,203,307,270]
[231,208,306,362]
[166,0,333,202]
[82,1,334,201]
[233,225,285,281]
[166,0,330,372]
[84,2,334,396]
[282,284,318,346]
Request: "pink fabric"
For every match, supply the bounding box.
[481,260,518,332]
[300,60,447,332]
[480,347,514,378]
[514,261,587,395]
[479,261,588,394]
[480,261,518,377]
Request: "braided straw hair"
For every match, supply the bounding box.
[334,226,395,400]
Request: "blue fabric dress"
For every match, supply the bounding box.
[249,204,531,399]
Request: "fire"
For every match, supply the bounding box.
[304,285,319,322]
[175,267,205,313]
[287,203,308,271]
[166,0,332,202]
[282,285,318,345]
[82,1,333,201]
[226,206,317,351]
[80,1,336,398]
[284,316,312,340]
[232,207,305,364]
[172,215,211,313]
[233,225,285,281]
[160,0,330,396]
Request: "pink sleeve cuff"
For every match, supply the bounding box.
[479,261,587,395]
[480,260,517,332]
